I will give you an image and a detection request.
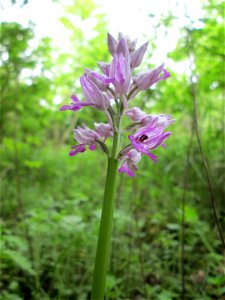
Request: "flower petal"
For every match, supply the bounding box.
[107,33,118,56]
[130,42,148,68]
[69,144,86,156]
[89,144,96,151]
[118,161,135,177]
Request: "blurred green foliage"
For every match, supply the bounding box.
[0,0,224,299]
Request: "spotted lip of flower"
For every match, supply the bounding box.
[60,95,94,112]
[128,123,172,162]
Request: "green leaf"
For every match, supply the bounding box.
[3,250,36,276]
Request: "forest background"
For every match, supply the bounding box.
[0,0,224,299]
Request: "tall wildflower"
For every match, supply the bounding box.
[60,33,174,300]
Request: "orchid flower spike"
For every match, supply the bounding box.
[60,32,174,177]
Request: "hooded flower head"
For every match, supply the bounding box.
[126,107,175,128]
[107,33,118,56]
[134,64,170,90]
[74,125,100,144]
[126,107,148,122]
[84,69,114,91]
[94,123,113,139]
[128,64,171,100]
[97,62,111,77]
[69,123,112,157]
[69,125,100,156]
[130,42,148,69]
[108,36,131,95]
[80,73,111,110]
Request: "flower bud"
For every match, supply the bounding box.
[74,125,100,145]
[134,64,170,90]
[126,107,147,122]
[130,42,148,68]
[107,33,118,56]
[94,123,113,138]
[80,74,110,110]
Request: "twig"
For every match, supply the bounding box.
[185,26,225,250]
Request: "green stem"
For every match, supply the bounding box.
[91,114,123,300]
[91,158,119,300]
[111,114,123,158]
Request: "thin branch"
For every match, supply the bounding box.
[185,27,225,250]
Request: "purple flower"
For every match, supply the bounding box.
[128,122,172,162]
[108,33,139,55]
[74,125,100,144]
[119,148,141,177]
[69,144,87,156]
[80,73,111,110]
[85,69,114,92]
[70,123,113,157]
[127,64,171,99]
[109,38,131,96]
[115,36,129,57]
[126,107,148,122]
[60,95,94,112]
[126,107,175,128]
[107,36,131,96]
[134,64,170,90]
[97,62,111,76]
[126,37,137,53]
[61,32,174,175]
[107,33,148,69]
[146,114,175,128]
[70,125,100,156]
[130,42,148,69]
[109,53,131,95]
[107,33,118,56]
[60,67,114,112]
[94,123,113,139]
